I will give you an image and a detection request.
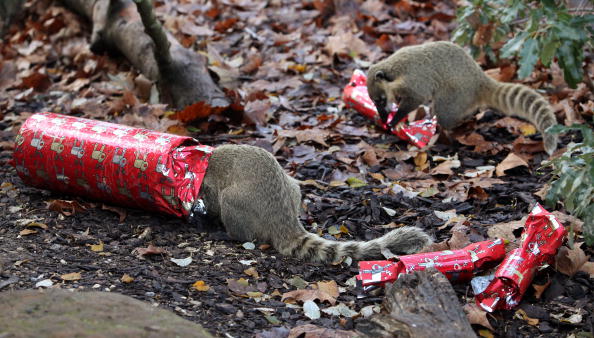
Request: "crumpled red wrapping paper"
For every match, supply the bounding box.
[12,112,213,220]
[474,204,566,312]
[357,238,506,287]
[342,69,437,148]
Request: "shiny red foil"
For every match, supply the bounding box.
[475,204,566,312]
[357,238,506,286]
[342,69,437,148]
[12,112,213,220]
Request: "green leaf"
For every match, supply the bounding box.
[541,0,556,9]
[555,23,585,41]
[540,37,559,67]
[557,43,584,88]
[501,31,529,58]
[517,38,540,79]
[346,177,366,188]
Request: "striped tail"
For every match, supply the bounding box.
[490,82,558,155]
[282,227,432,263]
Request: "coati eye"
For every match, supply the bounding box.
[375,70,387,81]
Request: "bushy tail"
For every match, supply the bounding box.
[488,82,558,155]
[281,227,432,263]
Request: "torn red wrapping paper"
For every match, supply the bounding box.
[357,238,506,287]
[12,112,213,220]
[475,204,566,312]
[342,69,437,148]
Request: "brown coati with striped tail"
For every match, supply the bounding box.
[201,144,432,263]
[367,41,559,155]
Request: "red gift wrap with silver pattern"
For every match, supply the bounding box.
[12,112,213,220]
[342,69,437,148]
[357,238,507,287]
[475,204,566,312]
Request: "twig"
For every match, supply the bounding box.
[583,64,594,93]
[133,0,172,68]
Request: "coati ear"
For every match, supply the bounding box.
[374,70,391,82]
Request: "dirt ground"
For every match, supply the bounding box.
[1,116,593,337]
[1,0,593,337]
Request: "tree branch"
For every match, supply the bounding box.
[133,0,172,67]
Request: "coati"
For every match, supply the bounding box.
[367,41,559,155]
[200,144,432,264]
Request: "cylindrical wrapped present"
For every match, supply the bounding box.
[12,112,213,221]
[357,238,507,287]
[342,69,437,148]
[474,204,566,312]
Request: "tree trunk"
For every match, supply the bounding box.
[60,0,229,110]
[0,0,25,37]
[356,268,476,338]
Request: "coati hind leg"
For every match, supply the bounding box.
[218,185,259,242]
[433,95,477,130]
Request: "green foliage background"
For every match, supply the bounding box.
[453,0,594,88]
[544,124,594,245]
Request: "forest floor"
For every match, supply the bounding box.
[0,0,593,337]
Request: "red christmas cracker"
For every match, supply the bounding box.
[342,69,437,148]
[357,238,506,287]
[475,204,566,312]
[12,112,213,220]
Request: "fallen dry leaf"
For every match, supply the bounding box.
[302,300,321,320]
[579,262,594,278]
[121,274,134,283]
[362,149,380,167]
[325,31,367,58]
[244,267,259,278]
[534,183,549,200]
[316,280,339,299]
[173,101,224,123]
[456,132,500,154]
[278,128,331,147]
[494,117,537,136]
[421,229,470,252]
[193,280,210,292]
[478,329,495,338]
[532,280,551,299]
[430,158,460,176]
[468,186,489,200]
[485,63,516,82]
[551,211,584,234]
[47,199,88,216]
[19,229,38,236]
[26,222,48,230]
[288,324,358,338]
[496,152,529,177]
[464,303,495,331]
[101,204,127,223]
[282,287,337,306]
[132,244,167,258]
[487,219,525,243]
[60,272,82,281]
[515,309,539,326]
[555,245,589,277]
[414,152,429,171]
[87,240,104,252]
[19,71,51,91]
[512,136,545,155]
[448,230,471,250]
[244,99,272,126]
[227,278,257,295]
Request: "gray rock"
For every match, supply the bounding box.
[0,289,212,338]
